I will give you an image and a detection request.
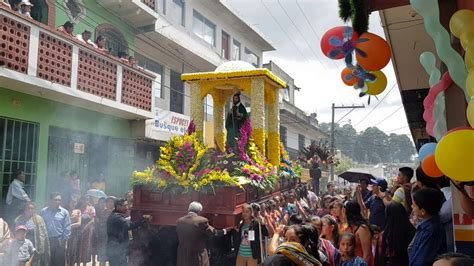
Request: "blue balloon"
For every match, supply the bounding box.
[419,143,437,161]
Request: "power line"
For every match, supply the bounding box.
[372,105,403,127]
[353,83,397,127]
[386,125,409,133]
[276,0,327,70]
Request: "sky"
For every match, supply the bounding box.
[226,0,411,136]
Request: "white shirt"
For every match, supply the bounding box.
[76,34,98,48]
[6,179,30,205]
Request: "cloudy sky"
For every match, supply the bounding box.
[226,0,411,135]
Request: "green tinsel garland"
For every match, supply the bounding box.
[338,0,352,22]
[338,0,370,35]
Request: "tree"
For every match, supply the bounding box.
[334,156,356,175]
[318,123,415,164]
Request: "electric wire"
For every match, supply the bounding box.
[353,83,397,127]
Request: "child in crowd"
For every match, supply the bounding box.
[335,233,368,266]
[6,225,36,266]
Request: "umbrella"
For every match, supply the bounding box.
[338,171,375,183]
[86,189,107,198]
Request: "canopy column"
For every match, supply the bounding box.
[190,82,204,138]
[267,91,280,165]
[251,77,266,155]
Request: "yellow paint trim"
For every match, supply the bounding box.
[455,229,474,241]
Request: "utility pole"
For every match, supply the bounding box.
[330,103,365,181]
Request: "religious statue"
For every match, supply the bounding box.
[225,92,248,150]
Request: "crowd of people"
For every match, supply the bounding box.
[175,166,474,266]
[0,169,140,266]
[0,1,140,69]
[1,165,474,266]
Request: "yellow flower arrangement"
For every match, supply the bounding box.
[132,131,242,193]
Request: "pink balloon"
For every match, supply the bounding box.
[423,72,453,136]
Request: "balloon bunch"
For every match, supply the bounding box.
[450,9,474,128]
[418,127,474,182]
[321,26,391,101]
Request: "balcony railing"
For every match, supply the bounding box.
[0,7,154,117]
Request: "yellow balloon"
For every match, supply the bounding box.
[468,98,474,128]
[468,71,474,97]
[460,28,474,51]
[450,9,474,38]
[366,71,387,96]
[435,129,474,182]
[466,47,474,71]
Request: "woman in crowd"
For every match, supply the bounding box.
[321,215,340,248]
[335,233,368,266]
[317,195,333,217]
[376,202,415,266]
[343,201,373,265]
[265,224,322,266]
[66,198,82,266]
[76,196,95,265]
[235,203,269,266]
[95,197,112,266]
[14,202,50,266]
[408,188,447,266]
[310,216,322,234]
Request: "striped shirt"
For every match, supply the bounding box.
[239,224,253,257]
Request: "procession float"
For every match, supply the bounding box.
[129,61,302,264]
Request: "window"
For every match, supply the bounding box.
[0,118,39,201]
[298,134,305,151]
[192,10,216,46]
[96,24,128,57]
[245,48,259,67]
[221,31,230,59]
[170,70,184,114]
[135,53,164,100]
[158,0,166,14]
[169,0,185,26]
[232,40,241,60]
[280,126,287,147]
[205,95,214,121]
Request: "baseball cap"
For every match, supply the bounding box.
[370,178,388,192]
[15,225,28,232]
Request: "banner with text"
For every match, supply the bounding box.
[153,110,190,135]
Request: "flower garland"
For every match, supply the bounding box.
[132,131,241,193]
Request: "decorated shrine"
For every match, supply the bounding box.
[182,61,286,165]
[131,61,302,227]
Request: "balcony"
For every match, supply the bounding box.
[97,0,157,27]
[0,7,155,119]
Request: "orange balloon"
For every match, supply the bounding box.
[356,33,391,71]
[341,68,358,86]
[421,155,443,178]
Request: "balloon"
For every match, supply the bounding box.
[422,155,444,178]
[435,129,474,182]
[468,71,474,97]
[321,26,359,59]
[420,52,441,87]
[449,9,474,38]
[341,68,358,86]
[410,0,469,101]
[446,126,474,135]
[366,71,387,95]
[466,47,474,71]
[460,27,474,50]
[432,92,447,140]
[355,33,391,71]
[418,142,437,161]
[467,97,474,127]
[422,72,452,136]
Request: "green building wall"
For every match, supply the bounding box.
[0,87,131,206]
[54,0,136,52]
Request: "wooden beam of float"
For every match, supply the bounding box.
[182,66,286,166]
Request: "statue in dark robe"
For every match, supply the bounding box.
[225,92,248,150]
